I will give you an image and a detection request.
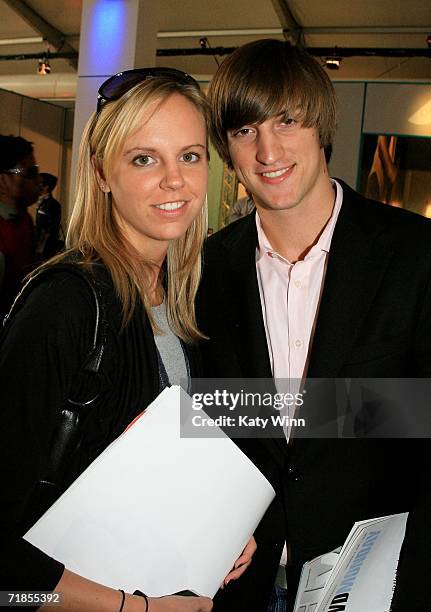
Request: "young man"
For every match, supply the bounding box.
[198,40,431,611]
[0,135,40,316]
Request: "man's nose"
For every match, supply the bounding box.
[255,130,283,166]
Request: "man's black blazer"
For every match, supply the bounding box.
[197,181,431,611]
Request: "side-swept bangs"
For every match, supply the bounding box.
[208,40,337,166]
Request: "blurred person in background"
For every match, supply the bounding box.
[35,172,63,262]
[0,135,39,316]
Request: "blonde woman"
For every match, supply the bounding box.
[0,69,254,612]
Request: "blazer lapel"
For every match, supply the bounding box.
[220,214,273,379]
[307,183,397,377]
[219,215,287,465]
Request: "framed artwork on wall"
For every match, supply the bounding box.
[359,134,431,218]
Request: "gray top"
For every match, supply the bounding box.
[152,300,189,390]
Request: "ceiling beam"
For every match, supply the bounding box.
[1,47,430,63]
[0,51,77,62]
[157,28,284,38]
[157,26,431,38]
[155,46,431,59]
[3,0,77,69]
[270,0,303,42]
[302,26,431,35]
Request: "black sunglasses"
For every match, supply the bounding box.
[96,67,200,114]
[4,164,39,181]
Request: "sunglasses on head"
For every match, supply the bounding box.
[96,67,200,114]
[4,164,39,181]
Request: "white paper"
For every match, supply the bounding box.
[25,386,275,597]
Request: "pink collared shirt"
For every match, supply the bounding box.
[256,179,343,571]
[256,179,343,384]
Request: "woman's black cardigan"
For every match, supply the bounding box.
[0,266,201,590]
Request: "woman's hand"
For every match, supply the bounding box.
[222,536,257,586]
[148,595,212,611]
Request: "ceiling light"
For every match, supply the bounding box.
[408,99,431,125]
[325,56,342,70]
[37,58,51,75]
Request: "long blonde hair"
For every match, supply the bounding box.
[63,77,209,342]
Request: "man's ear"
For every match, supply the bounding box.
[91,156,111,193]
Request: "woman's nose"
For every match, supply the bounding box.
[160,163,185,190]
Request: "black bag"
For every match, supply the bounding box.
[3,263,109,529]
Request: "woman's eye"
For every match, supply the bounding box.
[182,152,199,163]
[133,154,155,166]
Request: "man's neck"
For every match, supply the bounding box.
[256,179,336,262]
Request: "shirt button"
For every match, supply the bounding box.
[295,339,302,348]
[294,280,301,288]
[287,466,300,481]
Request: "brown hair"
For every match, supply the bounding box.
[49,77,209,342]
[208,40,337,167]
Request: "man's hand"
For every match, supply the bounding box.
[223,536,257,585]
[148,595,212,611]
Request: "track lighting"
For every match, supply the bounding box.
[325,55,342,70]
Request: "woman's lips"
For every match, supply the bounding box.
[154,200,186,211]
[153,200,189,218]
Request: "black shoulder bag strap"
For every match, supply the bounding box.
[3,263,109,528]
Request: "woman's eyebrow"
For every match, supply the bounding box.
[123,146,158,155]
[124,143,206,155]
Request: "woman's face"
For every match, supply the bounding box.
[106,93,208,262]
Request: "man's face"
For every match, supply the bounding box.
[2,154,40,208]
[227,114,328,213]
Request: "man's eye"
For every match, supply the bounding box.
[282,117,296,127]
[238,128,252,136]
[133,155,155,166]
[232,127,253,137]
[182,152,199,163]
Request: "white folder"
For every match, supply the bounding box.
[25,386,275,597]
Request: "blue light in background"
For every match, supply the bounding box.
[87,1,128,75]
